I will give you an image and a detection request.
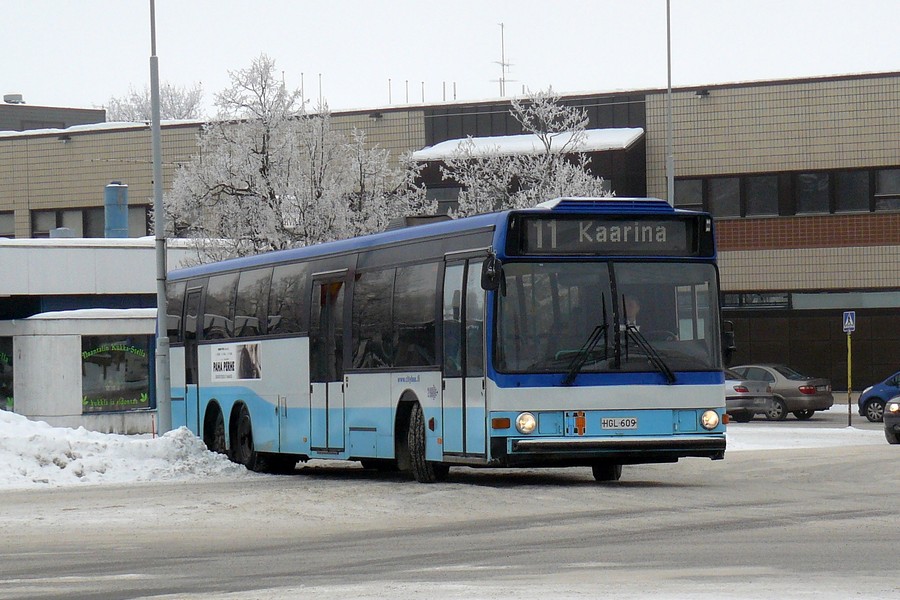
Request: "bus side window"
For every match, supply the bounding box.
[442,263,465,377]
[234,268,272,338]
[465,261,485,377]
[394,263,438,367]
[268,263,308,335]
[352,269,395,369]
[165,280,186,342]
[203,273,239,340]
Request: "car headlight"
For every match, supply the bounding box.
[888,401,900,414]
[700,410,720,430]
[515,412,537,434]
[863,386,873,394]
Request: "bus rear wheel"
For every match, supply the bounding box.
[204,408,228,455]
[232,405,260,471]
[592,463,622,482]
[408,403,449,483]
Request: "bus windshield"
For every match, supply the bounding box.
[494,261,722,374]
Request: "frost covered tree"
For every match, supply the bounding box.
[440,87,610,217]
[104,82,205,121]
[164,54,431,261]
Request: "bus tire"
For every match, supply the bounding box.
[232,405,260,471]
[408,402,448,483]
[592,462,622,482]
[204,407,228,455]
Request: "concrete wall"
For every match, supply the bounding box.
[0,238,200,296]
[0,309,157,434]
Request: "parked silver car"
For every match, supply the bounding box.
[724,368,774,423]
[729,364,834,421]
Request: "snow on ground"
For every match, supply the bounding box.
[0,406,886,491]
[0,409,249,490]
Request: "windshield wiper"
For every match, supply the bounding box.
[563,296,609,386]
[562,324,608,386]
[625,325,676,384]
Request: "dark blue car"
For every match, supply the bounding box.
[858,371,900,422]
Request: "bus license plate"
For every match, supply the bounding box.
[602,417,638,430]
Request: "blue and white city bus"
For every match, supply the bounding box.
[165,197,726,483]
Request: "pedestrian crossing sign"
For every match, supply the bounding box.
[843,311,856,333]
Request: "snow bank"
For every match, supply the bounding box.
[0,409,249,490]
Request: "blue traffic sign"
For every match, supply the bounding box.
[843,310,856,333]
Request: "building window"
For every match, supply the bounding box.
[835,171,870,213]
[708,178,740,217]
[0,212,14,238]
[674,179,702,211]
[30,207,146,238]
[129,206,150,236]
[795,172,829,214]
[720,292,790,309]
[0,337,12,411]
[84,208,105,238]
[744,175,779,216]
[875,169,900,211]
[81,335,152,413]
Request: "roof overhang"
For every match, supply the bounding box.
[411,127,644,161]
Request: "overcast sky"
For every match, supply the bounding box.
[4,0,899,115]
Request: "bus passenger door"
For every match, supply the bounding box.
[183,288,203,434]
[309,275,346,451]
[441,260,486,456]
[464,261,486,455]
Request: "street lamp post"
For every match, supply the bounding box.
[150,0,171,433]
[665,0,675,205]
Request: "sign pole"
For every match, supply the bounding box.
[847,331,852,427]
[842,310,856,428]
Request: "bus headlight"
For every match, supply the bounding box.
[700,410,720,430]
[516,412,537,434]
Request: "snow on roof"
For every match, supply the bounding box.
[411,127,644,161]
[26,308,157,320]
[0,119,204,139]
[0,236,196,248]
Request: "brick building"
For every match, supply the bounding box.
[1,71,899,389]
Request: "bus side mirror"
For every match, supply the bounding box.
[481,254,502,291]
[722,319,736,366]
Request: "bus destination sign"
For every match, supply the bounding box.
[509,215,699,256]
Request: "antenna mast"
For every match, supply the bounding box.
[496,22,510,96]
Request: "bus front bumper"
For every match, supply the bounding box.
[492,434,726,467]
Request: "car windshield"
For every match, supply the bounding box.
[724,369,743,380]
[494,261,722,374]
[773,365,811,380]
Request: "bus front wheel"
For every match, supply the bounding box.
[408,403,449,483]
[592,463,622,482]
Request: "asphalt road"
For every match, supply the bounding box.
[0,417,896,599]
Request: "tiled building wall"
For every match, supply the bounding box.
[719,245,900,292]
[645,74,900,198]
[645,74,900,293]
[0,124,201,237]
[0,110,426,238]
[331,110,426,167]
